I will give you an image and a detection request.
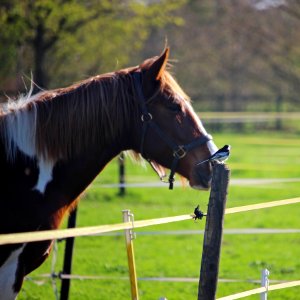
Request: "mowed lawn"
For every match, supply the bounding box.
[18,131,300,300]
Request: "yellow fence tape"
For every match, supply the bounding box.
[0,197,299,245]
[225,197,300,215]
[217,280,300,300]
[0,214,192,245]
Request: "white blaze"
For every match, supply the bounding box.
[207,140,219,155]
[186,102,219,155]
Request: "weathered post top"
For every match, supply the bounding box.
[198,163,230,300]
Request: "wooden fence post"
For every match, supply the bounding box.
[122,210,139,300]
[198,163,230,300]
[60,207,78,300]
[119,152,126,196]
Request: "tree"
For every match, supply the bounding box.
[0,0,185,95]
[144,0,300,112]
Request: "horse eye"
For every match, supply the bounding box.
[167,103,182,112]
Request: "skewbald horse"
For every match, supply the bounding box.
[0,48,218,299]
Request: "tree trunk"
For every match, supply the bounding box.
[33,22,47,93]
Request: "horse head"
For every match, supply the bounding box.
[131,48,218,189]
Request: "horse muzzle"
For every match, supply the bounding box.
[189,162,212,190]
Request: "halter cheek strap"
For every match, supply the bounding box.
[133,72,212,189]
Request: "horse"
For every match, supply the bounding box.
[0,47,218,299]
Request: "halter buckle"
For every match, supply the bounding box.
[173,145,187,159]
[141,112,152,122]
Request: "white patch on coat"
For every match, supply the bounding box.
[3,98,55,193]
[34,159,54,193]
[0,245,25,300]
[3,104,37,161]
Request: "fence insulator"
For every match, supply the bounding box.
[260,269,270,300]
[123,210,139,300]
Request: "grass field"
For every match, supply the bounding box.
[18,131,300,300]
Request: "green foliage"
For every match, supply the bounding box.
[0,0,186,89]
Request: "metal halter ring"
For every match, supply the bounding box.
[141,112,153,122]
[173,145,187,159]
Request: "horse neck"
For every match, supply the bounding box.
[33,77,141,197]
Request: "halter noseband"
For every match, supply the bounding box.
[133,72,212,190]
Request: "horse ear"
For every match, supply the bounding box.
[143,47,170,81]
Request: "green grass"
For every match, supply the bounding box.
[18,131,300,300]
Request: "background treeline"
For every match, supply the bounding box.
[1,0,300,112]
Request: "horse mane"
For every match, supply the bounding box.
[0,59,190,162]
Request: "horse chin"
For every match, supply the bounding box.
[188,165,212,190]
[189,181,211,191]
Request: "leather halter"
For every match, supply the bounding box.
[133,72,212,189]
